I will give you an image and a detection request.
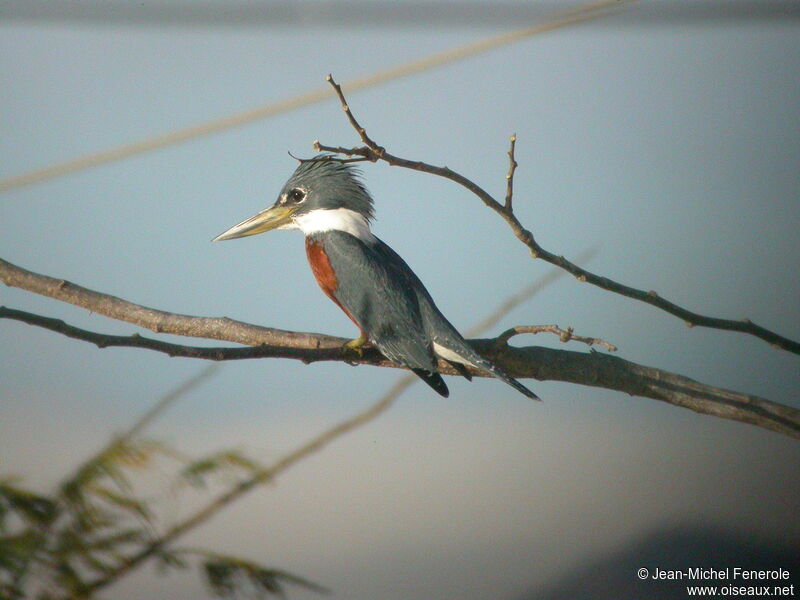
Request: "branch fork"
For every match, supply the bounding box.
[494,324,618,353]
[317,74,800,357]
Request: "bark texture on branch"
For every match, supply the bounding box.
[2,255,798,440]
[0,257,341,349]
[474,341,799,439]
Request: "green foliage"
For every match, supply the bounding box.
[198,552,329,599]
[0,479,58,528]
[0,438,322,600]
[180,450,264,489]
[0,439,163,599]
[153,548,189,574]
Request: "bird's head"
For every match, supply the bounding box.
[213,156,375,242]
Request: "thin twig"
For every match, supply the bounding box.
[326,75,383,154]
[504,134,517,211]
[495,325,617,352]
[317,75,800,357]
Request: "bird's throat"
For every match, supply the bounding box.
[294,208,374,241]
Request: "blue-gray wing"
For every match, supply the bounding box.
[315,231,438,374]
[318,231,539,401]
[368,234,542,401]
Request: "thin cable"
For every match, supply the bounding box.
[0,0,633,193]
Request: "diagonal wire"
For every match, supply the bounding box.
[0,0,634,193]
[4,1,796,28]
[77,247,597,596]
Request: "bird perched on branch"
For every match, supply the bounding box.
[213,156,539,400]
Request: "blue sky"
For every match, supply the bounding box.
[1,3,799,598]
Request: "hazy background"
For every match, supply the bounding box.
[1,1,799,598]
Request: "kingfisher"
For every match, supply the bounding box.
[213,156,539,400]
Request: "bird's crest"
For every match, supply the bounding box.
[283,154,374,222]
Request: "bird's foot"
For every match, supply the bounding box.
[342,333,369,358]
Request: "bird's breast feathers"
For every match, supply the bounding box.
[305,237,363,330]
[305,238,339,296]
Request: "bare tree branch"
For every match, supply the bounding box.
[0,255,607,370]
[315,75,800,356]
[1,303,798,440]
[0,306,357,364]
[0,257,342,350]
[490,342,800,439]
[0,305,607,374]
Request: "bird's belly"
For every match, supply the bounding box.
[432,341,477,368]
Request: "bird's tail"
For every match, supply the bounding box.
[412,368,450,398]
[435,338,540,401]
[474,355,541,401]
[491,365,541,401]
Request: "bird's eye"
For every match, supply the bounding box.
[288,188,306,202]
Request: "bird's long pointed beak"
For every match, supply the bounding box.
[212,204,296,242]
